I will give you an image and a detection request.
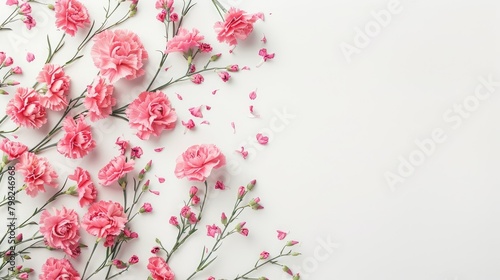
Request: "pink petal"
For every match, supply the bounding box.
[154,147,164,152]
[176,93,183,100]
[249,90,257,100]
[256,13,265,21]
[256,133,269,145]
[231,122,236,134]
[205,105,211,110]
[189,106,203,118]
[242,66,251,71]
[212,89,219,95]
[261,35,267,44]
[26,52,35,62]
[156,175,165,183]
[236,146,248,159]
[200,120,210,125]
[149,189,160,195]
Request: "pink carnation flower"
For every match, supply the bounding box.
[57,116,96,159]
[81,200,127,239]
[84,76,116,122]
[39,207,81,258]
[174,144,226,181]
[91,29,148,83]
[6,87,47,128]
[69,167,97,207]
[16,152,58,197]
[0,138,28,161]
[126,91,177,140]
[214,8,261,46]
[166,28,204,53]
[147,257,175,280]
[54,0,90,36]
[39,258,80,280]
[36,64,71,111]
[98,155,134,186]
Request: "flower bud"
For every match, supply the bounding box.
[112,259,127,269]
[221,212,227,225]
[15,233,23,244]
[246,179,256,191]
[286,240,299,246]
[293,274,301,280]
[189,186,198,197]
[0,89,8,95]
[128,255,139,264]
[47,4,54,10]
[237,186,246,199]
[282,265,293,276]
[142,179,150,191]
[210,53,221,62]
[226,64,239,72]
[145,160,152,171]
[65,186,78,196]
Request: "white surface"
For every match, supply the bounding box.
[1,0,500,279]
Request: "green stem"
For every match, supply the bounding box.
[82,240,100,280]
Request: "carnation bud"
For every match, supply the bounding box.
[0,89,8,95]
[221,212,227,225]
[139,202,153,213]
[248,197,264,210]
[210,53,221,61]
[291,252,301,256]
[11,66,22,74]
[138,169,145,180]
[235,221,246,232]
[22,255,31,260]
[47,4,54,10]
[65,186,78,196]
[258,277,269,280]
[128,255,139,264]
[18,272,29,279]
[6,80,19,86]
[142,179,150,191]
[282,266,293,276]
[246,179,256,191]
[15,233,23,244]
[112,259,127,269]
[237,186,246,199]
[2,155,9,164]
[4,57,13,66]
[293,274,301,280]
[189,186,198,197]
[286,240,299,246]
[21,267,33,273]
[145,160,152,171]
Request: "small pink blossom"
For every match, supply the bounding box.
[206,224,221,238]
[189,106,203,118]
[169,12,178,22]
[189,64,196,73]
[180,205,191,218]
[16,152,58,197]
[112,259,127,269]
[147,257,175,280]
[156,9,167,22]
[277,230,287,240]
[189,186,198,197]
[0,139,27,161]
[39,207,80,257]
[191,195,200,205]
[84,76,116,122]
[211,181,224,191]
[166,28,204,53]
[37,64,70,111]
[55,0,90,36]
[129,255,139,264]
[151,246,160,253]
[131,146,143,159]
[82,200,127,238]
[227,64,239,72]
[11,66,22,74]
[190,73,204,84]
[260,251,269,259]
[68,167,97,207]
[91,29,148,83]
[169,216,179,227]
[214,8,261,46]
[26,52,35,62]
[98,155,135,186]
[174,144,226,181]
[19,2,31,14]
[140,202,153,213]
[115,137,128,155]
[126,91,177,140]
[3,57,13,67]
[57,116,96,159]
[199,43,212,53]
[256,133,269,145]
[218,71,230,82]
[188,212,198,224]
[22,15,36,30]
[39,258,80,280]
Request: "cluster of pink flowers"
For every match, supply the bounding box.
[5,0,36,29]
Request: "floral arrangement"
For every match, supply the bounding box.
[0,0,299,279]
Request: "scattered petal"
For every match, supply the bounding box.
[205,105,211,111]
[154,147,164,152]
[256,12,265,21]
[176,93,183,100]
[256,133,269,145]
[214,180,225,190]
[182,119,195,133]
[156,176,165,183]
[231,122,236,134]
[249,106,260,118]
[149,189,160,195]
[257,48,275,67]
[242,66,251,71]
[189,106,203,118]
[249,90,257,100]
[261,35,267,44]
[164,66,171,71]
[200,120,210,125]
[26,52,35,62]
[211,89,219,95]
[236,146,248,159]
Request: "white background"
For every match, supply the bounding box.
[1,0,500,279]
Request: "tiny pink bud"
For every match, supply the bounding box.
[169,12,178,22]
[226,64,239,72]
[112,259,127,269]
[140,202,153,213]
[15,233,23,243]
[237,186,246,199]
[18,272,29,279]
[11,66,22,74]
[286,240,299,246]
[283,265,293,276]
[218,71,230,82]
[151,246,160,254]
[169,216,179,227]
[221,212,227,225]
[191,195,200,205]
[246,179,256,191]
[260,251,269,259]
[214,180,225,190]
